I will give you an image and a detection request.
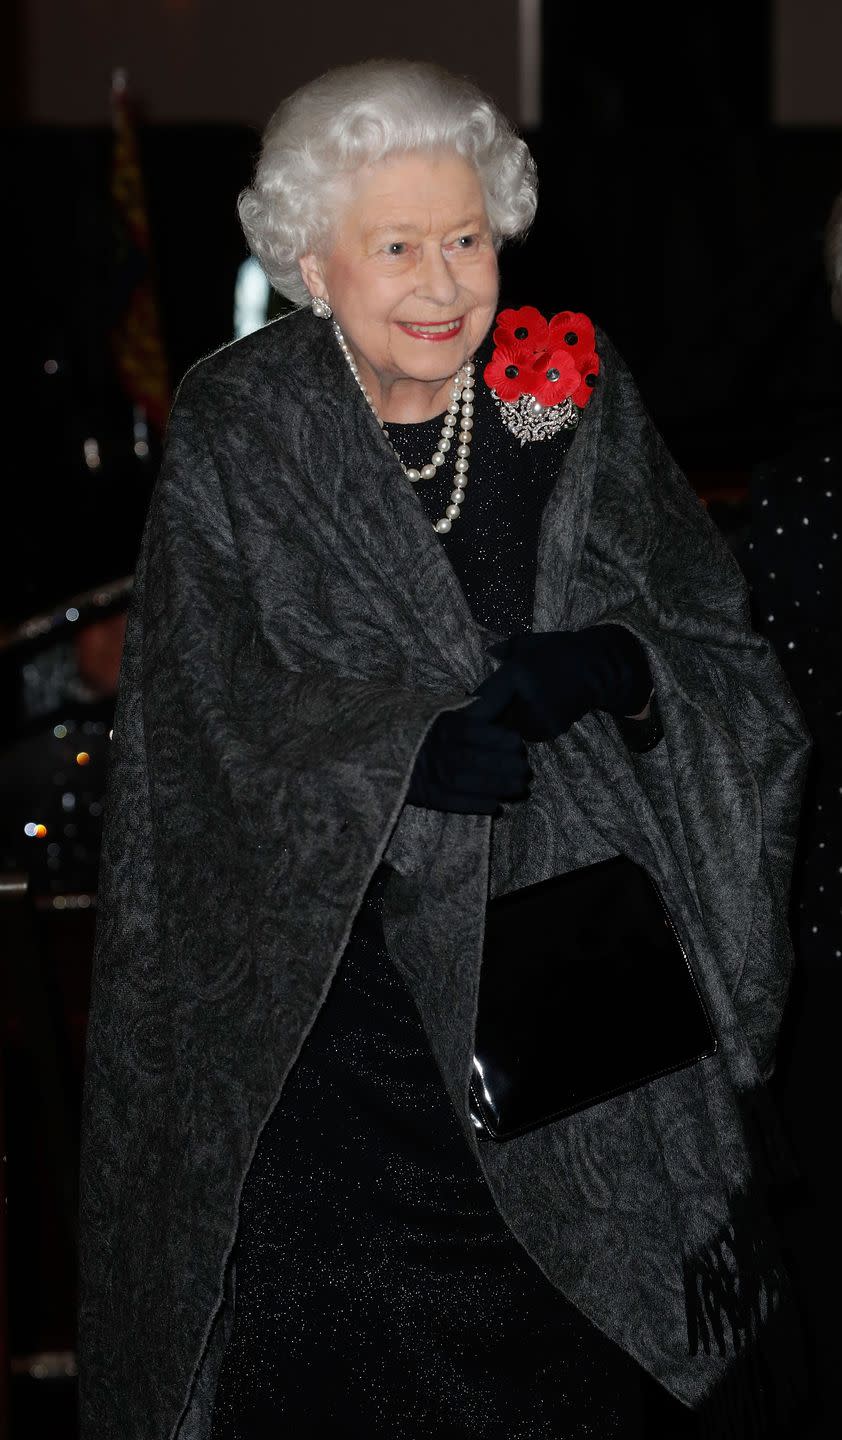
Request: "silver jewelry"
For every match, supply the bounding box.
[491,390,579,446]
[310,295,333,320]
[333,320,475,535]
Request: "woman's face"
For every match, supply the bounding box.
[299,150,499,422]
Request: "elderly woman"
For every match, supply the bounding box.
[79,61,809,1439]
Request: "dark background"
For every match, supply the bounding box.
[1,2,840,1435]
[3,5,842,621]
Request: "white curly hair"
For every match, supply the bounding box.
[238,59,538,306]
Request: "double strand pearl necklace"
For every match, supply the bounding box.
[333,321,475,534]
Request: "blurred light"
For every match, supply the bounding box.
[62,793,76,811]
[84,438,101,470]
[234,256,271,339]
[133,406,150,460]
[48,894,93,912]
[47,842,61,856]
[89,801,103,816]
[76,751,91,766]
[44,358,59,375]
[24,822,39,837]
[53,723,68,739]
[66,606,80,622]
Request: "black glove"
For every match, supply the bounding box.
[405,671,532,816]
[485,625,652,743]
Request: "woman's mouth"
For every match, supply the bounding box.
[395,317,464,342]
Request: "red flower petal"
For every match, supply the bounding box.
[493,305,549,352]
[484,343,530,402]
[571,352,600,406]
[575,350,599,373]
[526,347,580,407]
[548,310,596,358]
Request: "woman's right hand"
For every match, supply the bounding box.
[405,671,532,816]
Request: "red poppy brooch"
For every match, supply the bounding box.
[484,306,599,444]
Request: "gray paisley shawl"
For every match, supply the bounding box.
[79,306,809,1438]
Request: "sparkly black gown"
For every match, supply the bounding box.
[739,428,842,1436]
[210,376,650,1437]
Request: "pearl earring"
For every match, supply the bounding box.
[311,295,332,320]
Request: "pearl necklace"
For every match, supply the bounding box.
[333,321,475,534]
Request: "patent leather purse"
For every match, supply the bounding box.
[469,855,717,1141]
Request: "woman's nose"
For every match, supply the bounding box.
[415,245,459,305]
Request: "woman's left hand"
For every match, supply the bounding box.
[485,626,652,742]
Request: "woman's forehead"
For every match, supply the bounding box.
[343,151,487,233]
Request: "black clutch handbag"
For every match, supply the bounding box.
[469,855,716,1140]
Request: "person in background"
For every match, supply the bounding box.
[739,189,842,1437]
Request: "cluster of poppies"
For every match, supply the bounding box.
[484,306,599,409]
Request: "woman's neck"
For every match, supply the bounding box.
[332,324,473,423]
[373,373,457,425]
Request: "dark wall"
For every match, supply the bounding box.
[502,128,842,469]
[4,123,256,620]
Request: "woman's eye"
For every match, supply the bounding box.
[453,234,478,249]
[385,242,407,256]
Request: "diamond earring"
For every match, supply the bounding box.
[310,295,332,320]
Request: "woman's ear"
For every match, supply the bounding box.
[299,253,327,302]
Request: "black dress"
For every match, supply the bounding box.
[740,428,842,973]
[210,374,649,1437]
[739,428,842,1437]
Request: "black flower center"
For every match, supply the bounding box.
[505,364,519,378]
[546,367,560,382]
[585,373,597,387]
[514,326,529,340]
[564,331,578,345]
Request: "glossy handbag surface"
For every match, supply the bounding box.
[469,855,717,1140]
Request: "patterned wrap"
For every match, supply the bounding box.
[79,306,810,1438]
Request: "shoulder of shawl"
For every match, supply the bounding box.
[589,325,662,464]
[173,305,330,419]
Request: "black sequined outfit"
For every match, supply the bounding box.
[739,427,842,1430]
[740,428,842,971]
[210,366,647,1437]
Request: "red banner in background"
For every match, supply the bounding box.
[110,70,171,436]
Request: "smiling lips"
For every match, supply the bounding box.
[396,317,464,342]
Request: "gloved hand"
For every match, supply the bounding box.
[485,625,652,743]
[405,670,532,816]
